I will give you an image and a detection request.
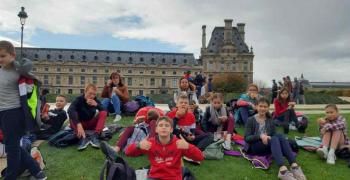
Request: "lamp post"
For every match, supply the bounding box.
[18,7,28,58]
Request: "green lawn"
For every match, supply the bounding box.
[39,114,350,180]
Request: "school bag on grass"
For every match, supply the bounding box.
[48,130,79,148]
[124,123,149,152]
[123,101,140,116]
[134,95,155,108]
[295,136,322,152]
[203,139,225,160]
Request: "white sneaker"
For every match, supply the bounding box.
[327,153,336,165]
[114,114,122,122]
[222,140,232,150]
[316,147,328,159]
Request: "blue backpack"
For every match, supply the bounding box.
[134,95,155,108]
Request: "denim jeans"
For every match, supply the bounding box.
[0,108,41,180]
[101,93,121,115]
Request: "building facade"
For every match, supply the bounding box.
[15,19,254,96]
[200,19,254,83]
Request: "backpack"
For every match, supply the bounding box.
[296,115,308,133]
[203,139,225,160]
[125,123,149,151]
[123,101,140,115]
[100,156,136,180]
[134,95,155,108]
[48,130,79,148]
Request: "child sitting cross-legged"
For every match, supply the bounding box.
[316,104,349,165]
[125,116,204,180]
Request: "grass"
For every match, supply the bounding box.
[39,114,350,180]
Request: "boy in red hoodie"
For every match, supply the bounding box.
[125,116,204,180]
[167,93,213,152]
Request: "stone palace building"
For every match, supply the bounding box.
[16,19,254,96]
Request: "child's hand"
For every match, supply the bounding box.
[260,134,269,145]
[77,123,86,139]
[113,87,121,95]
[139,138,151,150]
[318,118,326,126]
[220,116,228,122]
[41,114,49,121]
[177,135,190,149]
[86,99,97,107]
[186,133,195,141]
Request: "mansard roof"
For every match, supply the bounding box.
[207,27,249,54]
[17,47,199,66]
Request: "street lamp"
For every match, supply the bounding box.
[18,7,28,58]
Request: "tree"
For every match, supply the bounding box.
[212,73,246,93]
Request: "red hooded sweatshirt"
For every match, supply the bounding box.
[125,136,204,180]
[273,98,289,118]
[167,109,196,135]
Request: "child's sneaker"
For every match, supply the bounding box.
[29,171,47,180]
[316,147,328,159]
[77,138,90,151]
[278,170,297,180]
[114,114,122,122]
[31,147,45,170]
[290,166,306,180]
[183,156,201,165]
[327,152,336,165]
[222,140,232,150]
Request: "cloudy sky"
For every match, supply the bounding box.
[1,0,349,85]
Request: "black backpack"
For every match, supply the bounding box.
[100,156,136,180]
[48,130,79,148]
[296,115,308,133]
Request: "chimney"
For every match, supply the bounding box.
[224,19,233,45]
[237,23,245,42]
[202,25,206,49]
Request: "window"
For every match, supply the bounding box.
[140,57,144,62]
[128,57,133,64]
[44,75,49,85]
[106,56,110,61]
[150,90,155,95]
[161,79,166,87]
[80,89,84,94]
[117,69,121,73]
[93,69,97,73]
[128,70,132,74]
[56,89,61,94]
[162,71,166,75]
[81,68,86,73]
[151,58,155,64]
[47,54,51,59]
[56,75,61,85]
[172,59,176,64]
[57,67,61,72]
[81,76,85,85]
[162,58,165,64]
[94,56,98,60]
[173,71,177,75]
[150,78,155,86]
[151,71,155,74]
[68,89,73,94]
[139,90,143,96]
[68,76,73,85]
[92,76,97,84]
[105,69,109,73]
[231,62,236,71]
[140,71,144,74]
[33,67,37,72]
[183,59,187,64]
[44,67,49,72]
[82,55,86,60]
[34,54,39,59]
[70,55,74,59]
[172,78,177,88]
[128,90,132,96]
[69,68,73,72]
[128,77,132,86]
[243,62,248,71]
[58,55,62,59]
[117,57,121,61]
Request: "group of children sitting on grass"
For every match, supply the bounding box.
[0,40,349,180]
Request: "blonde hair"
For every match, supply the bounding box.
[85,83,97,92]
[210,93,223,102]
[156,116,173,128]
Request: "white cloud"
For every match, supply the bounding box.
[0,35,35,47]
[1,0,349,84]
